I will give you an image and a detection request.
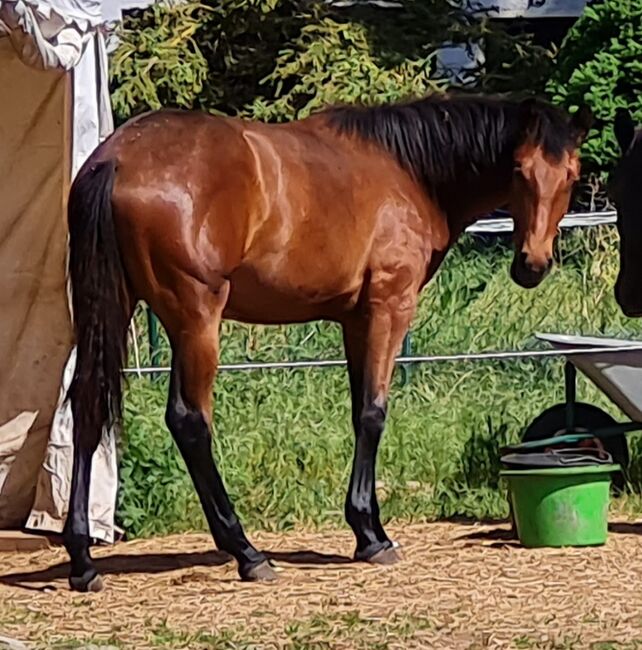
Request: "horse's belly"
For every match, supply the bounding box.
[223,263,362,324]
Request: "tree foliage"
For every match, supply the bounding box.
[109,0,553,125]
[548,1,642,182]
[110,2,210,116]
[243,14,443,122]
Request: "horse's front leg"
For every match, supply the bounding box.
[342,292,417,564]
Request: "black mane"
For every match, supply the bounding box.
[326,94,578,194]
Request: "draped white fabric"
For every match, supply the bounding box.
[0,0,152,542]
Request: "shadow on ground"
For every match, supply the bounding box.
[609,522,642,535]
[0,548,352,591]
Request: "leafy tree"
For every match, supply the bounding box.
[110,0,553,125]
[548,0,642,200]
[110,2,210,119]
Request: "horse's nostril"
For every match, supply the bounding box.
[522,254,552,275]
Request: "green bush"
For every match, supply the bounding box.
[242,16,442,122]
[110,2,210,118]
[548,1,642,188]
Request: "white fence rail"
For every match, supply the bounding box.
[124,344,642,376]
[467,210,617,234]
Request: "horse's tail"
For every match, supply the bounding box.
[67,160,131,444]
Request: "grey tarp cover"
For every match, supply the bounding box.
[536,333,642,423]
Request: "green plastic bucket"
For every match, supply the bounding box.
[500,464,620,548]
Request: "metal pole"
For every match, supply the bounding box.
[146,307,161,381]
[399,332,413,387]
[564,361,577,432]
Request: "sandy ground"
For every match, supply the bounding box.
[1,522,642,649]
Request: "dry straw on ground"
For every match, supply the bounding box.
[1,522,642,649]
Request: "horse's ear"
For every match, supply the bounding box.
[517,97,541,136]
[570,104,594,145]
[614,108,636,154]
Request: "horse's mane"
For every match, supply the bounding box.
[326,94,578,192]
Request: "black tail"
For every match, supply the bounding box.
[67,160,130,443]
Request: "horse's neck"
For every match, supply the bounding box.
[438,167,513,236]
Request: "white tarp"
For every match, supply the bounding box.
[0,0,115,173]
[0,0,150,543]
[0,0,99,69]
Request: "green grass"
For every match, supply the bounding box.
[283,611,434,649]
[117,228,642,537]
[513,640,642,650]
[149,622,250,649]
[139,613,435,649]
[45,637,125,649]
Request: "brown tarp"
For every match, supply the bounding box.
[0,37,73,527]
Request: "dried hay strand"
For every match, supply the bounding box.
[1,522,642,649]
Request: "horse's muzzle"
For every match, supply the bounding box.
[510,252,553,289]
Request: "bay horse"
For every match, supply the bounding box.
[610,108,642,316]
[65,94,592,592]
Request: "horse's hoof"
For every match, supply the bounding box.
[69,571,104,593]
[367,546,401,565]
[240,560,278,582]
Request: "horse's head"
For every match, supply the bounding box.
[610,109,642,316]
[509,101,593,289]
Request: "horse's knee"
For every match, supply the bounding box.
[359,402,386,440]
[165,398,210,448]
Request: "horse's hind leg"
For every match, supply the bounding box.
[64,413,106,592]
[163,279,275,582]
[65,296,135,593]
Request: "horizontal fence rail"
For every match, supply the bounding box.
[466,210,616,233]
[124,344,642,375]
